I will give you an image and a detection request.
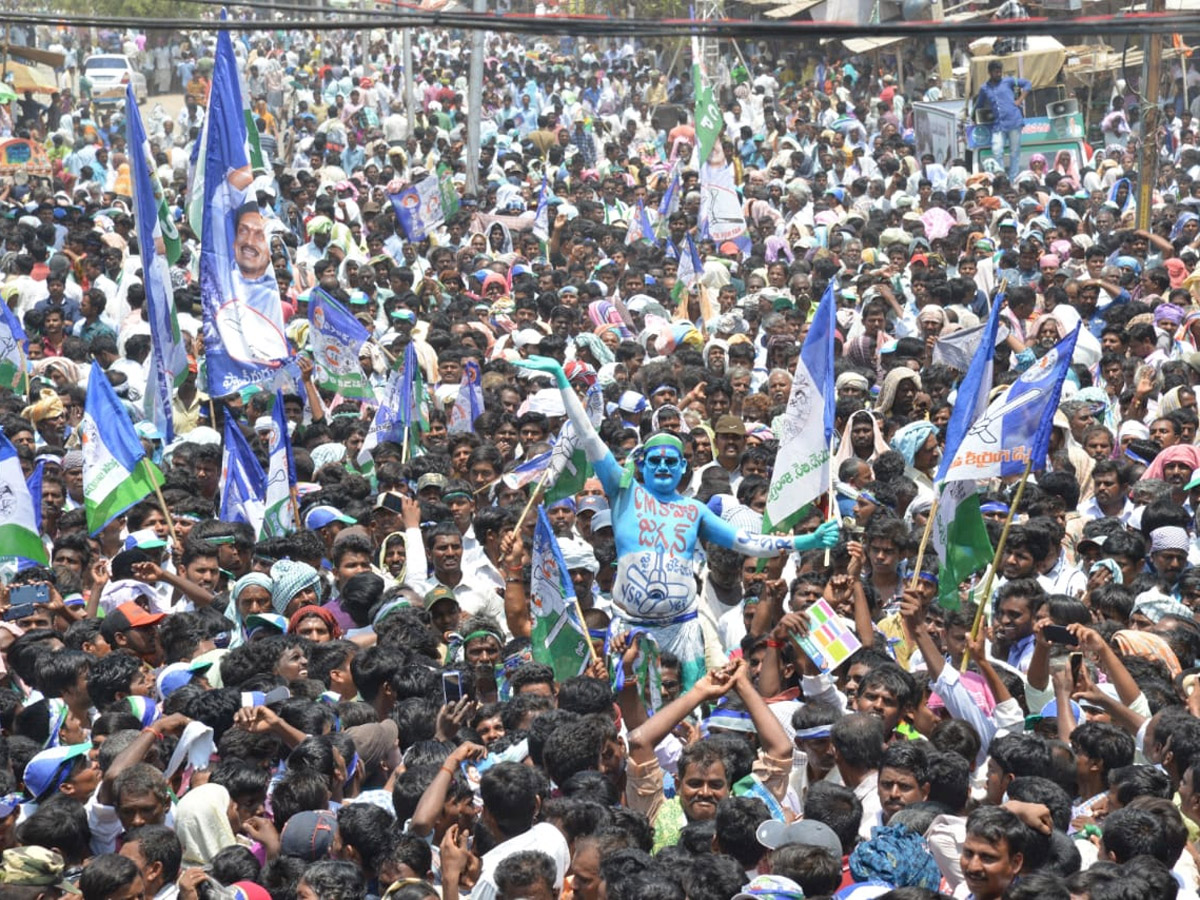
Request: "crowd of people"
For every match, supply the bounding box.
[2,12,1200,900]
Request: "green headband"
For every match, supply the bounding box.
[643,433,684,455]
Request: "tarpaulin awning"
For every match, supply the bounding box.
[842,34,907,54]
[967,34,1066,96]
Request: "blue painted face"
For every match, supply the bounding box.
[640,446,685,497]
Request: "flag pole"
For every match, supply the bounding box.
[961,456,1034,670]
[575,593,600,665]
[824,438,836,566]
[289,484,301,534]
[513,468,552,535]
[141,457,179,548]
[908,497,940,590]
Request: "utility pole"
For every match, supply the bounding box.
[1136,0,1164,231]
[403,28,415,134]
[466,0,485,195]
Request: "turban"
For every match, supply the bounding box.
[21,390,65,425]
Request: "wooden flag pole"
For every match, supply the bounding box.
[142,457,179,548]
[513,467,552,535]
[962,457,1034,671]
[907,498,940,590]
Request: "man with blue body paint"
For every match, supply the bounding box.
[517,355,839,689]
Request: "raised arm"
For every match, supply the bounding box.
[699,507,839,558]
[515,356,621,494]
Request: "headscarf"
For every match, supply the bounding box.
[575,332,615,366]
[288,605,343,640]
[1112,629,1182,678]
[230,573,274,646]
[890,421,938,468]
[835,409,889,464]
[1157,385,1190,419]
[175,783,239,866]
[849,824,943,890]
[1142,444,1200,482]
[269,561,320,615]
[875,369,921,417]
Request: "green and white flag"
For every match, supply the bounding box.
[81,361,163,536]
[0,432,48,564]
[530,507,591,682]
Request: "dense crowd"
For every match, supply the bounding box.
[2,15,1200,900]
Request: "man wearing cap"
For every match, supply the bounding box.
[695,415,748,493]
[100,603,166,667]
[516,355,837,688]
[0,847,80,900]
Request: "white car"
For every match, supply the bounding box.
[84,54,148,104]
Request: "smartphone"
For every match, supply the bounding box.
[2,603,35,623]
[1070,652,1083,685]
[442,671,464,705]
[378,492,406,515]
[1043,624,1080,647]
[9,584,49,607]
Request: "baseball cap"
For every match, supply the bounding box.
[24,742,93,802]
[416,474,448,493]
[100,601,166,644]
[424,585,459,610]
[244,614,289,640]
[576,496,609,515]
[0,847,80,894]
[279,809,338,861]
[304,505,357,530]
[156,660,214,701]
[715,415,748,436]
[124,528,167,552]
[755,819,844,857]
[591,510,613,531]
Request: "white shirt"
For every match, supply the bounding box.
[471,822,569,900]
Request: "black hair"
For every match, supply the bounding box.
[79,853,141,900]
[336,803,396,877]
[480,761,544,838]
[831,713,887,771]
[124,824,183,885]
[713,796,771,869]
[803,782,862,855]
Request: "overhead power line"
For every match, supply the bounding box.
[8,5,1200,39]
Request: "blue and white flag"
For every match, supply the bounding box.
[0,289,27,392]
[502,449,552,490]
[199,30,291,398]
[699,161,750,253]
[389,176,446,243]
[657,168,680,227]
[0,434,47,564]
[359,369,406,466]
[220,415,266,535]
[932,289,1004,609]
[529,507,591,682]
[448,360,485,434]
[532,174,551,242]
[624,200,657,247]
[261,390,297,538]
[25,460,44,539]
[942,324,1081,483]
[127,85,188,444]
[676,233,704,288]
[763,282,836,532]
[309,287,371,400]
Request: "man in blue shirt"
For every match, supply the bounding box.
[975,60,1032,181]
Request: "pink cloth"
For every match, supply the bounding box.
[1142,444,1200,481]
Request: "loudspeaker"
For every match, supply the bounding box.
[1048,99,1078,118]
